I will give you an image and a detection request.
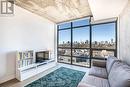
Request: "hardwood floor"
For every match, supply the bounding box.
[0,63,89,87]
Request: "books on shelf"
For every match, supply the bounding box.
[16,50,34,68]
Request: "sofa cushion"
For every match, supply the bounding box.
[80,75,110,87]
[78,82,96,87]
[106,56,119,74]
[108,61,130,87]
[89,66,108,79]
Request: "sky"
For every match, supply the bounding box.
[92,23,115,42]
[59,19,115,44]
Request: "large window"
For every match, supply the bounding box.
[72,26,90,67]
[57,17,117,67]
[58,23,71,64]
[58,18,91,67]
[73,27,90,48]
[91,23,116,59]
[59,29,71,48]
[92,23,116,49]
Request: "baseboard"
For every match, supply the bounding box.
[0,74,15,84]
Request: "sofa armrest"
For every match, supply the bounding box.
[92,60,106,68]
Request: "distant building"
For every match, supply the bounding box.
[111,38,114,44]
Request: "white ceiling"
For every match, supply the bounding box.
[88,0,128,21]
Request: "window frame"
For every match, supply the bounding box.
[57,16,117,68]
[91,21,117,60]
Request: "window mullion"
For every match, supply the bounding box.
[90,17,92,67]
[71,22,73,64]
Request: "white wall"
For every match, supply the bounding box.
[0,5,56,83]
[119,1,130,65]
[88,0,128,21]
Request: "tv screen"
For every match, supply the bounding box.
[36,51,49,63]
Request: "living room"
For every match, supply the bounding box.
[0,0,130,87]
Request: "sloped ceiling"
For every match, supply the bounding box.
[88,0,128,21]
[15,0,92,23]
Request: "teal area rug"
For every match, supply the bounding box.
[25,67,85,87]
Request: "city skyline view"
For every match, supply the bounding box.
[59,23,115,44]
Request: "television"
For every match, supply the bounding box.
[36,51,49,63]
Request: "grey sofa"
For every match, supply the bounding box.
[78,57,130,87]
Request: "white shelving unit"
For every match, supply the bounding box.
[16,50,56,81]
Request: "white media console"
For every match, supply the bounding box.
[16,50,56,81]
